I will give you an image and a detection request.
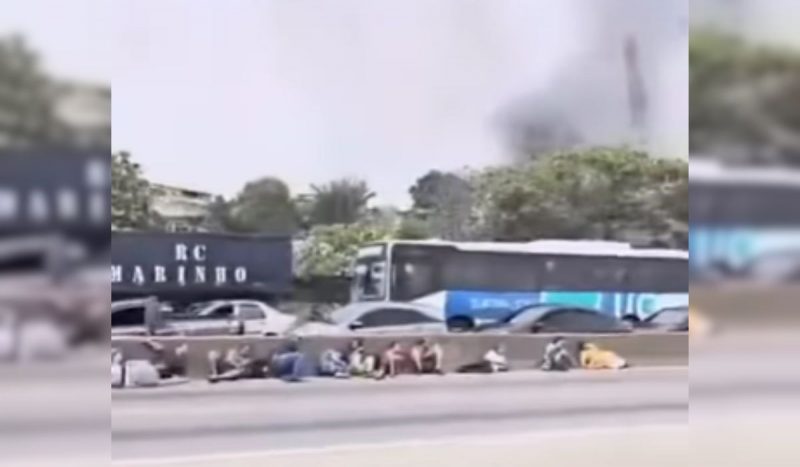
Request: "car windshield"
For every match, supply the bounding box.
[648,308,688,326]
[186,302,214,314]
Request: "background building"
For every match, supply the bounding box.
[150,183,214,232]
[52,80,111,151]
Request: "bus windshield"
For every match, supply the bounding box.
[352,245,388,301]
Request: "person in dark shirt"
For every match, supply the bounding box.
[207,345,269,383]
[541,336,576,371]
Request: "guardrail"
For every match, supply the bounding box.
[112,332,687,378]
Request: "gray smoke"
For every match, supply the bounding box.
[499,0,688,160]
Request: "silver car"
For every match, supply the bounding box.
[291,301,447,336]
[167,300,297,336]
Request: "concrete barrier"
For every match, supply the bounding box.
[111,332,687,379]
[691,284,800,328]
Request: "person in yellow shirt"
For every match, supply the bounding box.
[689,307,712,337]
[578,341,628,370]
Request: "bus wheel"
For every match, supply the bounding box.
[447,317,474,332]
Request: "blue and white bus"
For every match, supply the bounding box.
[352,239,688,330]
[690,160,800,281]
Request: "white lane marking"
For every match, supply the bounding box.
[113,422,685,465]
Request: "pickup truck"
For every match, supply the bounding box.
[111,298,297,337]
[169,300,297,336]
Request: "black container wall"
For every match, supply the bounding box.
[112,231,292,301]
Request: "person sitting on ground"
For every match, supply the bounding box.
[113,348,160,388]
[378,341,406,378]
[346,338,378,377]
[319,348,350,378]
[271,337,308,382]
[578,341,628,370]
[410,338,444,375]
[483,343,510,373]
[208,345,269,383]
[541,336,576,372]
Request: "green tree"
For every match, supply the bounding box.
[296,223,392,277]
[200,196,236,233]
[309,178,375,226]
[111,151,155,230]
[395,216,432,240]
[407,170,475,240]
[0,36,65,149]
[690,29,800,163]
[474,147,687,243]
[227,177,299,234]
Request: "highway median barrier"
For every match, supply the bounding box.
[111,332,688,379]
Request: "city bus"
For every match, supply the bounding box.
[352,239,688,330]
[690,160,800,281]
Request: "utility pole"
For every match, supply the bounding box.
[623,35,648,148]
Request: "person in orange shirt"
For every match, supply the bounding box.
[578,341,628,370]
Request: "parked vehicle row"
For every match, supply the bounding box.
[111,296,688,338]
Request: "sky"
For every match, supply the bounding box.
[0,0,113,83]
[5,0,691,207]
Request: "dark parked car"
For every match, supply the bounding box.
[627,306,689,332]
[291,301,447,336]
[478,303,632,335]
[111,298,178,336]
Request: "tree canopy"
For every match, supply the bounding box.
[309,178,375,226]
[473,147,687,246]
[690,28,800,164]
[111,152,156,230]
[225,177,299,235]
[407,170,475,240]
[295,223,391,277]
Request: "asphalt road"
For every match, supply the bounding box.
[111,367,688,466]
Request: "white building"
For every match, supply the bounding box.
[150,183,215,232]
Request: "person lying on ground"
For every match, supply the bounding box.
[457,344,510,374]
[319,348,350,378]
[271,338,308,382]
[410,338,444,375]
[208,345,270,383]
[578,341,629,370]
[346,338,379,377]
[541,336,577,372]
[143,339,188,379]
[112,341,189,388]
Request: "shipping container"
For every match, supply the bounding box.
[112,231,292,301]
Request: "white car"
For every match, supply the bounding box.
[291,301,447,336]
[171,300,297,336]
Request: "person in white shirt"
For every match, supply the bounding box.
[483,344,509,373]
